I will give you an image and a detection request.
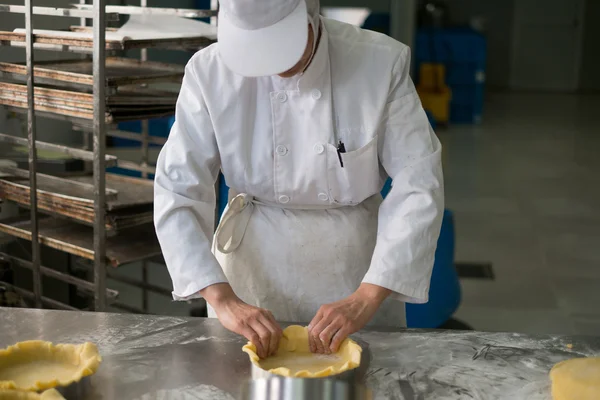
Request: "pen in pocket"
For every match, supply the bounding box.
[336,140,346,168]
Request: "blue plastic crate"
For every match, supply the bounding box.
[450,103,482,124]
[415,28,487,64]
[445,62,486,86]
[451,83,485,106]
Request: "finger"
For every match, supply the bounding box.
[250,319,272,359]
[319,320,342,354]
[259,315,280,356]
[266,312,283,338]
[311,315,333,354]
[241,326,266,359]
[267,312,283,355]
[330,326,352,353]
[308,327,317,353]
[308,312,323,353]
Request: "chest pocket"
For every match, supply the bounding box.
[326,135,381,205]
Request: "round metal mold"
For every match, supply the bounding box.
[241,377,373,400]
[250,337,371,383]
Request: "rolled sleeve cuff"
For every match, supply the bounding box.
[362,269,431,304]
[171,274,229,301]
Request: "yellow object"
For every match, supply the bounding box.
[416,62,452,124]
[550,357,600,400]
[417,87,452,124]
[0,389,65,400]
[418,63,446,91]
[0,341,101,391]
[242,325,362,378]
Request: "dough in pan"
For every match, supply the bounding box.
[0,388,65,399]
[243,325,362,378]
[0,341,101,391]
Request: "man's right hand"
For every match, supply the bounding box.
[201,283,282,359]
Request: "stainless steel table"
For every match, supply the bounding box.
[1,307,599,399]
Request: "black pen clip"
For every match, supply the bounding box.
[337,140,346,168]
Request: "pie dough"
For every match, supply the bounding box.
[0,389,65,400]
[0,341,101,391]
[550,357,600,400]
[242,325,362,378]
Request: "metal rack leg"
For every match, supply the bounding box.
[139,0,150,314]
[93,0,107,311]
[25,0,42,309]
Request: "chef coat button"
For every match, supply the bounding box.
[277,92,287,103]
[276,145,288,156]
[313,144,324,154]
[318,193,329,202]
[311,89,322,100]
[278,195,290,204]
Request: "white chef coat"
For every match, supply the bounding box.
[154,17,444,327]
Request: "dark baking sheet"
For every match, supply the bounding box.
[0,216,160,267]
[0,57,184,89]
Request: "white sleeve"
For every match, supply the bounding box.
[362,47,445,304]
[154,58,228,301]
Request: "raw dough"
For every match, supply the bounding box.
[0,341,101,391]
[242,325,362,378]
[550,357,600,400]
[0,389,65,399]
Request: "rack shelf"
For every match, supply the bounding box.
[0,172,153,233]
[0,216,161,267]
[0,58,184,90]
[0,133,118,166]
[0,5,119,21]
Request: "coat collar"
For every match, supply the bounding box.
[270,17,329,91]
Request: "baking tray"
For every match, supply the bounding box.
[0,173,154,232]
[0,82,176,123]
[0,29,215,53]
[0,82,178,105]
[0,57,184,90]
[0,102,175,124]
[0,216,161,267]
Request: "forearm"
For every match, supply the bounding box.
[354,283,391,307]
[200,282,238,307]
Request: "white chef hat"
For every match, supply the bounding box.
[218,0,321,77]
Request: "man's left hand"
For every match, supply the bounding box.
[308,283,391,354]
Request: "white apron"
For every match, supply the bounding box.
[209,192,407,328]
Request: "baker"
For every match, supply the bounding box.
[154,0,444,359]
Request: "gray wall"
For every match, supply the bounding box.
[445,0,515,90]
[579,0,600,92]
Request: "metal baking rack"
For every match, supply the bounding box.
[0,1,217,313]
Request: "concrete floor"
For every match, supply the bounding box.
[110,92,600,336]
[441,92,600,335]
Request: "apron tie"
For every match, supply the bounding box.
[214,193,254,254]
[214,192,347,254]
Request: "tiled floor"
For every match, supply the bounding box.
[441,92,600,335]
[111,92,600,336]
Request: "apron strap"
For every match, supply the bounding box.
[214,193,254,254]
[215,191,347,254]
